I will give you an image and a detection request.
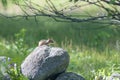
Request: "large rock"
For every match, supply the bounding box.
[55,72,85,80]
[21,45,70,80]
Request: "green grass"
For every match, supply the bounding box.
[1,1,120,79]
[0,16,119,48]
[68,48,120,79]
[0,36,120,80]
[0,16,120,80]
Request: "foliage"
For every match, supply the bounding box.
[67,47,120,80]
[0,29,31,80]
[1,16,120,50]
[1,0,22,5]
[14,28,31,56]
[7,65,28,80]
[0,0,120,79]
[1,0,7,7]
[0,56,28,80]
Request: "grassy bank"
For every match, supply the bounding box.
[0,16,120,49]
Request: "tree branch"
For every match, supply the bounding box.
[0,0,120,25]
[101,0,120,6]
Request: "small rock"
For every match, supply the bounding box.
[0,56,11,80]
[0,56,7,62]
[109,72,120,80]
[21,45,70,80]
[55,72,85,80]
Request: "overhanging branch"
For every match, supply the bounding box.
[0,0,120,25]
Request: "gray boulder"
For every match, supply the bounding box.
[55,72,85,80]
[21,45,70,80]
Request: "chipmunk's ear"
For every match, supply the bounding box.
[49,38,54,40]
[48,38,51,40]
[47,38,54,43]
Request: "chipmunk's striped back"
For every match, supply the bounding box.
[38,39,54,46]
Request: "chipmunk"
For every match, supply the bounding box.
[38,39,54,46]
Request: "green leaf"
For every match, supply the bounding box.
[69,0,79,2]
[1,0,7,7]
[110,0,116,4]
[74,0,78,2]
